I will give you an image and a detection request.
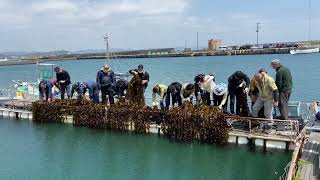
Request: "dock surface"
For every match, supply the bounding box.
[300,132,320,179]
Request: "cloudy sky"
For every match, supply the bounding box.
[0,0,319,52]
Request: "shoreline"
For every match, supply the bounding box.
[0,48,299,67]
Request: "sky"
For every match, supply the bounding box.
[0,0,320,52]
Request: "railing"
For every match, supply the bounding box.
[225,115,300,142]
[281,128,306,180]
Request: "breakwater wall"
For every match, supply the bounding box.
[0,48,293,66]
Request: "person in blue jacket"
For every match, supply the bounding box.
[71,81,100,103]
[96,64,116,104]
[39,80,53,102]
[71,82,86,99]
[82,80,100,103]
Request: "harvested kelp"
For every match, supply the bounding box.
[238,89,250,117]
[161,103,229,144]
[127,75,145,106]
[32,99,230,144]
[32,101,64,123]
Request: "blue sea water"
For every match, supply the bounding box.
[0,54,310,179]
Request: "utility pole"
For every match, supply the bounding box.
[256,22,261,46]
[104,33,109,60]
[308,0,311,47]
[185,40,188,52]
[197,32,199,50]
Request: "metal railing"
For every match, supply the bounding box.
[225,115,300,142]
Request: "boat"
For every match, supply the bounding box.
[10,63,57,100]
[290,47,319,55]
[290,0,319,55]
[0,58,8,62]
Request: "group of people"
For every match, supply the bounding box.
[152,74,229,111]
[38,64,148,104]
[152,59,293,120]
[39,58,293,120]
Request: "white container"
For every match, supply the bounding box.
[2,110,9,117]
[228,136,237,143]
[238,137,249,144]
[9,111,17,118]
[20,113,30,119]
[266,140,286,149]
[254,139,264,147]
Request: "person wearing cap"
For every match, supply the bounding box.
[251,72,279,120]
[54,67,71,100]
[213,83,228,110]
[129,64,150,90]
[152,84,168,109]
[196,74,216,106]
[271,59,293,120]
[228,71,250,115]
[96,64,116,104]
[38,80,53,102]
[165,82,182,108]
[180,83,195,103]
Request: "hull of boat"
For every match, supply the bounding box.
[290,48,320,55]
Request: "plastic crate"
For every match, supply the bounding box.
[274,101,301,117]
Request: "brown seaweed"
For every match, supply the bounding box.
[32,98,230,145]
[127,75,145,106]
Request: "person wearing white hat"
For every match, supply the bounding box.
[213,83,228,110]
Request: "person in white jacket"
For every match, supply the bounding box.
[197,74,216,106]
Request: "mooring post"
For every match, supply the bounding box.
[249,120,252,134]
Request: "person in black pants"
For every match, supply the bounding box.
[96,64,116,104]
[129,64,149,91]
[213,83,228,111]
[165,82,182,108]
[228,71,250,115]
[54,67,71,100]
[114,79,128,98]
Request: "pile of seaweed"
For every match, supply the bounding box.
[238,88,250,117]
[32,75,230,145]
[32,99,230,144]
[161,103,229,144]
[127,74,144,106]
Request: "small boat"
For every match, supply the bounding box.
[0,58,8,62]
[290,0,319,55]
[290,47,320,55]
